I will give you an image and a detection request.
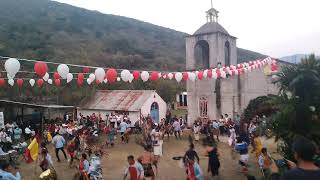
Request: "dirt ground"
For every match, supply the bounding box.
[17,133,278,180]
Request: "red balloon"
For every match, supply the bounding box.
[54,79,61,86]
[77,79,83,86]
[231,70,235,76]
[106,69,117,83]
[207,69,213,78]
[34,62,48,78]
[0,79,5,87]
[78,73,84,81]
[95,79,101,85]
[17,79,23,87]
[83,67,89,73]
[150,71,159,81]
[271,63,278,71]
[216,72,221,78]
[197,71,204,80]
[37,79,44,87]
[132,71,140,80]
[53,72,60,80]
[182,72,189,81]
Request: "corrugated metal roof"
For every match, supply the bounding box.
[78,90,155,111]
[0,100,74,108]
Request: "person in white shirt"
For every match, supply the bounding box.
[172,119,181,139]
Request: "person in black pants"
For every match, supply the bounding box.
[52,133,67,162]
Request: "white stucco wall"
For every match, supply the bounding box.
[140,92,167,121]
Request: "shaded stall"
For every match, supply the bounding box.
[0,100,75,133]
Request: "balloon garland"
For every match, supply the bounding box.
[0,56,278,88]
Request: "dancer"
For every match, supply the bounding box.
[206,140,220,178]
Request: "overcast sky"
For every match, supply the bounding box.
[54,0,320,58]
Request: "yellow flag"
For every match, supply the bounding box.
[47,132,52,142]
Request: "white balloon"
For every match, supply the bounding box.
[5,58,20,78]
[212,72,217,79]
[128,74,134,83]
[188,72,196,82]
[141,71,149,82]
[95,68,105,82]
[8,79,14,86]
[244,68,248,73]
[67,73,73,83]
[29,79,35,87]
[235,70,239,76]
[103,79,108,83]
[87,78,92,85]
[221,71,227,78]
[47,79,53,84]
[167,73,173,80]
[120,70,131,82]
[7,74,13,79]
[158,72,162,78]
[89,73,95,81]
[43,73,49,81]
[117,77,121,82]
[57,64,69,79]
[203,70,208,78]
[175,72,183,82]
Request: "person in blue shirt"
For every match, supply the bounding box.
[0,162,21,180]
[119,120,128,143]
[52,133,67,162]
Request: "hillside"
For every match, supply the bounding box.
[0,0,265,72]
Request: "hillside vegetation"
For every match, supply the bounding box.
[0,0,266,105]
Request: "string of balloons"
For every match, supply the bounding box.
[0,55,278,88]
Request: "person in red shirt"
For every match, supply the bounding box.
[123,155,144,180]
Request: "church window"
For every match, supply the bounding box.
[194,40,210,69]
[225,41,230,66]
[199,97,208,117]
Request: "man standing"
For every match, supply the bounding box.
[52,133,67,162]
[120,120,128,143]
[172,119,181,139]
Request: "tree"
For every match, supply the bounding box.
[271,54,320,160]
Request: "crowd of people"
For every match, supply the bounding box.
[0,111,319,180]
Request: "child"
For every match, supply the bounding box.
[258,147,272,178]
[235,137,249,168]
[105,125,116,147]
[193,123,200,142]
[67,140,76,167]
[187,156,203,180]
[79,153,90,180]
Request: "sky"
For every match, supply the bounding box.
[54,0,320,58]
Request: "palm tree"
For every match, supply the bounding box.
[272,54,320,159]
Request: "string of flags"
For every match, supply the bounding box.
[0,55,278,88]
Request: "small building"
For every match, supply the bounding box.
[77,90,167,124]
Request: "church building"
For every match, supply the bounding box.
[186,5,281,125]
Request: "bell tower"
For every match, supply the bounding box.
[186,0,238,125]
